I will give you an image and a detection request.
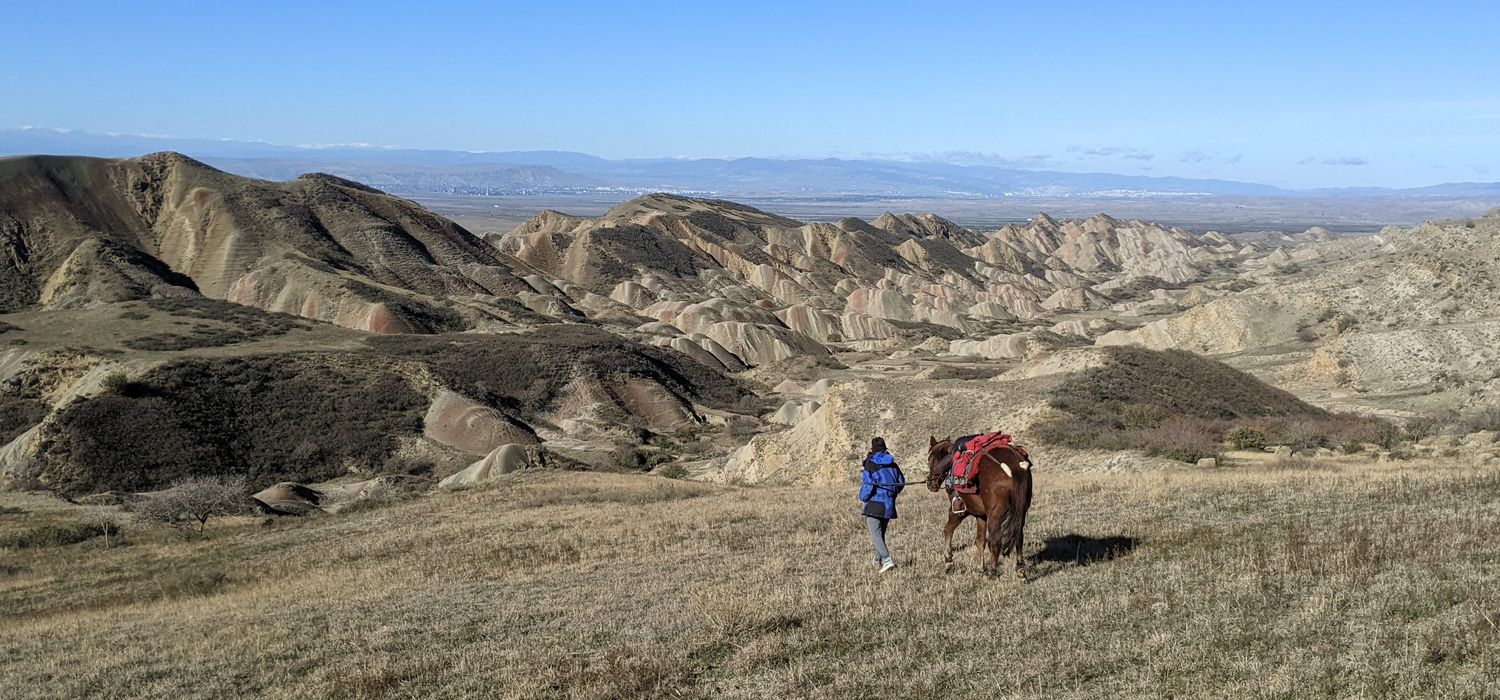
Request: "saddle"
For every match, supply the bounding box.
[948,432,1030,494]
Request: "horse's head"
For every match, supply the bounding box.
[926,435,954,492]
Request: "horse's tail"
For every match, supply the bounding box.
[988,453,1032,555]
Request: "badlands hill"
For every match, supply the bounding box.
[0,153,555,333]
[490,192,1250,371]
[3,155,1497,497]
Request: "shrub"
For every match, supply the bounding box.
[654,464,690,480]
[0,522,112,549]
[0,321,20,334]
[1404,416,1441,442]
[1128,416,1226,463]
[1228,426,1268,451]
[1374,424,1404,450]
[0,396,47,444]
[135,476,251,532]
[1436,406,1500,435]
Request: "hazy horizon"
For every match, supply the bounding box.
[4,2,1498,189]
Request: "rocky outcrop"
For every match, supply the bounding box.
[950,332,1031,359]
[719,378,1052,485]
[422,391,539,454]
[438,444,533,489]
[252,482,324,516]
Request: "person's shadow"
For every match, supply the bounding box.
[1027,533,1138,580]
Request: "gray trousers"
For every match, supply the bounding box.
[865,516,891,563]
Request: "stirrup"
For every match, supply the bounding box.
[950,496,967,514]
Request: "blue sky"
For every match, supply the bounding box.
[3,1,1497,188]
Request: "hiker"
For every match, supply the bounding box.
[858,437,906,573]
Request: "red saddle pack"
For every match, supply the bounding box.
[950,432,1029,494]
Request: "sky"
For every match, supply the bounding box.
[2,1,1497,189]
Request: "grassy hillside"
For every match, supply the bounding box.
[28,324,752,495]
[368,324,754,416]
[1035,347,1388,462]
[1,460,1496,698]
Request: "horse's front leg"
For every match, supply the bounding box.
[942,512,962,564]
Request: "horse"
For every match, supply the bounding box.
[925,436,1034,579]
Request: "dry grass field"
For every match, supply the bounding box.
[3,458,1499,699]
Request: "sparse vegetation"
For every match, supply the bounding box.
[923,365,1003,381]
[368,325,751,417]
[1,465,1497,697]
[37,354,427,494]
[0,395,47,444]
[345,281,468,333]
[0,320,20,333]
[120,298,308,350]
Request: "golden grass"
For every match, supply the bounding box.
[2,461,1499,698]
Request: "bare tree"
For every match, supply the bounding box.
[83,510,120,548]
[136,476,251,533]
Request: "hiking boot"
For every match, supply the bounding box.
[879,559,896,573]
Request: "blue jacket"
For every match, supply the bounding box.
[858,451,905,519]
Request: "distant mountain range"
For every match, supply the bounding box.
[4,126,1498,200]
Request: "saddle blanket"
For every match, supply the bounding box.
[951,432,1029,494]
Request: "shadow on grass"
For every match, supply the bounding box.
[1028,533,1138,580]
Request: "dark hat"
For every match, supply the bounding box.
[870,437,887,452]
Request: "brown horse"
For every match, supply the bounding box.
[925,436,1034,579]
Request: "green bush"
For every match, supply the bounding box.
[654,464,690,480]
[1228,426,1268,451]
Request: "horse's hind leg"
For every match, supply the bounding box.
[1013,527,1027,582]
[974,517,986,571]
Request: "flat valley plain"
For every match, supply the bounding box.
[414,192,1498,238]
[3,456,1497,699]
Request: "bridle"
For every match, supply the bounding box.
[926,443,954,491]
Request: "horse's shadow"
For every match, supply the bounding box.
[1027,533,1138,581]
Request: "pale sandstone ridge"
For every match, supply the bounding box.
[487,194,1256,367]
[718,377,1054,485]
[1090,215,1500,415]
